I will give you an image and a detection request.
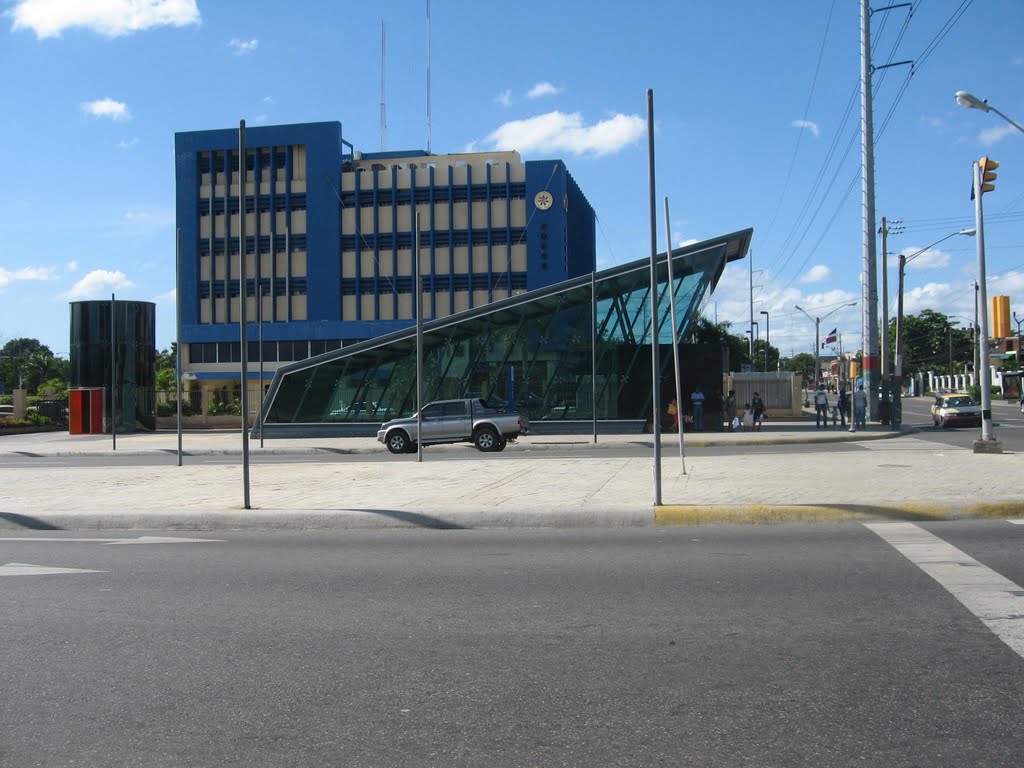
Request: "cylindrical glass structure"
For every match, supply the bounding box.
[70,300,157,432]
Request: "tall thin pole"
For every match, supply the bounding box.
[861,0,880,421]
[239,120,251,509]
[415,211,424,462]
[814,317,821,391]
[663,198,686,473]
[380,20,387,152]
[647,89,661,505]
[973,161,996,446]
[748,250,754,358]
[110,292,116,451]
[258,279,264,448]
[175,228,183,466]
[974,281,980,384]
[591,270,598,444]
[880,216,889,393]
[425,0,431,154]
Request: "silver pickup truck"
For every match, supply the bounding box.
[376,398,529,454]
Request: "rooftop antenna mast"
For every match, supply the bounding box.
[379,20,386,152]
[426,0,431,153]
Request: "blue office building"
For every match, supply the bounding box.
[174,121,595,400]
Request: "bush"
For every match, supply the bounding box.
[208,398,241,416]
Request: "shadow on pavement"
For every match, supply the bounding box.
[0,512,64,530]
[349,508,468,529]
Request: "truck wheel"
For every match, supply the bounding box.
[474,426,499,452]
[495,437,507,452]
[386,430,411,454]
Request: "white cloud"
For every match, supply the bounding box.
[676,238,699,248]
[899,245,951,270]
[790,119,820,138]
[526,81,561,100]
[11,0,200,39]
[82,98,131,121]
[801,265,832,283]
[66,260,78,271]
[979,123,1019,147]
[921,115,943,130]
[61,269,134,300]
[228,37,258,55]
[262,95,274,104]
[152,288,176,305]
[118,137,139,149]
[480,111,645,157]
[0,266,58,290]
[902,281,956,315]
[494,89,512,107]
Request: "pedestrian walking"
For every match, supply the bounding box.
[725,389,737,432]
[813,384,830,429]
[741,404,754,431]
[837,386,848,428]
[853,384,868,429]
[690,386,705,432]
[751,392,766,431]
[667,398,679,432]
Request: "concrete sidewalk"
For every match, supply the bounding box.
[1,420,1021,530]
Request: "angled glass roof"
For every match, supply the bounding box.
[260,228,752,433]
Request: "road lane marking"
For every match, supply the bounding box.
[865,522,1024,660]
[0,562,105,576]
[0,536,224,545]
[1009,520,1024,525]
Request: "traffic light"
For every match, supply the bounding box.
[980,156,999,194]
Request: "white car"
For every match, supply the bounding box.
[930,394,982,428]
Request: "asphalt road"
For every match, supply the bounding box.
[2,523,1023,767]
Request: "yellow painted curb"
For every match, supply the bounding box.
[654,502,1024,526]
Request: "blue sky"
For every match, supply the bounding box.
[1,0,1022,360]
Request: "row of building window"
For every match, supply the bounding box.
[338,183,526,209]
[198,195,306,215]
[190,339,344,364]
[341,228,526,253]
[199,235,308,257]
[198,150,287,174]
[197,279,308,299]
[340,273,528,296]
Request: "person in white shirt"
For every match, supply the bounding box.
[853,384,868,429]
[813,385,830,429]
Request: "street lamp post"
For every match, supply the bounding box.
[955,91,1024,134]
[760,310,770,372]
[795,302,857,392]
[893,229,975,429]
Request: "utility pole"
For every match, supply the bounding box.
[861,1,912,422]
[860,0,880,422]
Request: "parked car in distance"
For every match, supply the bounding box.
[376,398,529,454]
[930,393,982,428]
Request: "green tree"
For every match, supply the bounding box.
[887,310,972,378]
[0,338,68,393]
[687,317,754,371]
[781,353,817,385]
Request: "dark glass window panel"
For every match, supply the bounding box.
[263,242,731,426]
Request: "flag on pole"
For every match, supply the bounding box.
[822,328,838,347]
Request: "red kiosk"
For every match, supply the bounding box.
[68,387,106,434]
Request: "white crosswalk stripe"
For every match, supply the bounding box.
[866,522,1024,661]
